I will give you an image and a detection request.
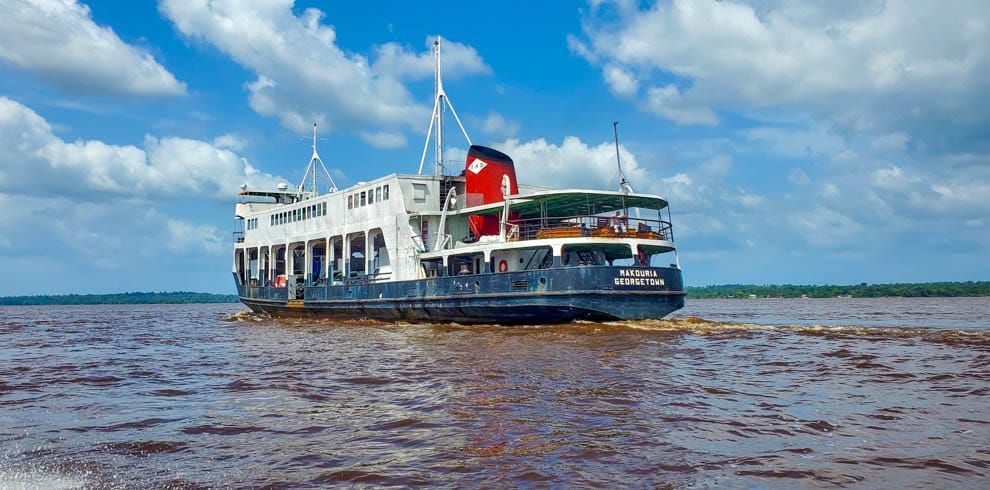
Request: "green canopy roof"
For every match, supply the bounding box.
[454,189,668,218]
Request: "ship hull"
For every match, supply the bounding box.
[236,266,684,325]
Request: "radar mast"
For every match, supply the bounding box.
[418,36,472,176]
[297,123,338,195]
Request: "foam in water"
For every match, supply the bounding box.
[0,469,88,490]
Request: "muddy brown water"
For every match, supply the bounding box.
[1,298,988,488]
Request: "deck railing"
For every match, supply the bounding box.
[507,215,673,242]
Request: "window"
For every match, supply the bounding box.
[367,189,373,204]
[322,202,326,216]
[412,183,427,203]
[302,207,307,220]
[270,215,274,226]
[376,187,382,202]
[360,191,366,206]
[348,195,353,209]
[383,184,389,200]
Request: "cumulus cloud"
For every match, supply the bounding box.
[603,64,639,97]
[0,0,185,96]
[0,96,282,200]
[167,219,225,255]
[359,130,407,149]
[371,38,491,80]
[480,112,520,140]
[572,0,990,145]
[491,136,650,192]
[159,0,489,141]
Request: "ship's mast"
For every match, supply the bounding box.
[418,36,472,175]
[297,123,338,195]
[434,37,444,176]
[612,121,633,195]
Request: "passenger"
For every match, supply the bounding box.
[611,211,627,234]
[458,263,471,275]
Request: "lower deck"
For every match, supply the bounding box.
[236,265,684,324]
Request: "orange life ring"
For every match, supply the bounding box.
[497,259,508,272]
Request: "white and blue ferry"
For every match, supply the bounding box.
[231,39,684,324]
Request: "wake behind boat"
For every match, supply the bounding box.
[231,38,684,324]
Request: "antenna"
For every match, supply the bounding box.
[612,121,633,194]
[297,123,338,195]
[417,36,472,175]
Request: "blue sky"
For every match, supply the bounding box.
[0,0,988,296]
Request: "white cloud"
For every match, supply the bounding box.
[788,168,810,186]
[573,0,990,144]
[167,219,224,255]
[159,0,489,141]
[359,130,407,149]
[663,173,692,186]
[645,84,717,125]
[870,131,909,153]
[491,136,650,192]
[481,112,520,139]
[371,37,490,80]
[788,206,865,247]
[603,64,639,97]
[0,0,185,96]
[213,133,248,152]
[0,96,282,200]
[737,188,765,208]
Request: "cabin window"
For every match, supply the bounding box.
[561,244,629,267]
[376,187,382,202]
[421,258,443,278]
[450,253,485,275]
[360,191,367,206]
[413,183,427,203]
[303,207,307,220]
[383,185,389,200]
[322,202,327,216]
[367,190,374,205]
[348,195,353,209]
[492,247,552,272]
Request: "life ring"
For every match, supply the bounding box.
[497,259,508,272]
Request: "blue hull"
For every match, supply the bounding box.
[237,266,684,325]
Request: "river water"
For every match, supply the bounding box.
[1,298,988,488]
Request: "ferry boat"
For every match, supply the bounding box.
[231,39,684,324]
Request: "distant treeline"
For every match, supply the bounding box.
[686,281,990,299]
[0,291,239,306]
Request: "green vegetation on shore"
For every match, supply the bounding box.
[1,281,987,305]
[686,281,990,299]
[0,291,239,306]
